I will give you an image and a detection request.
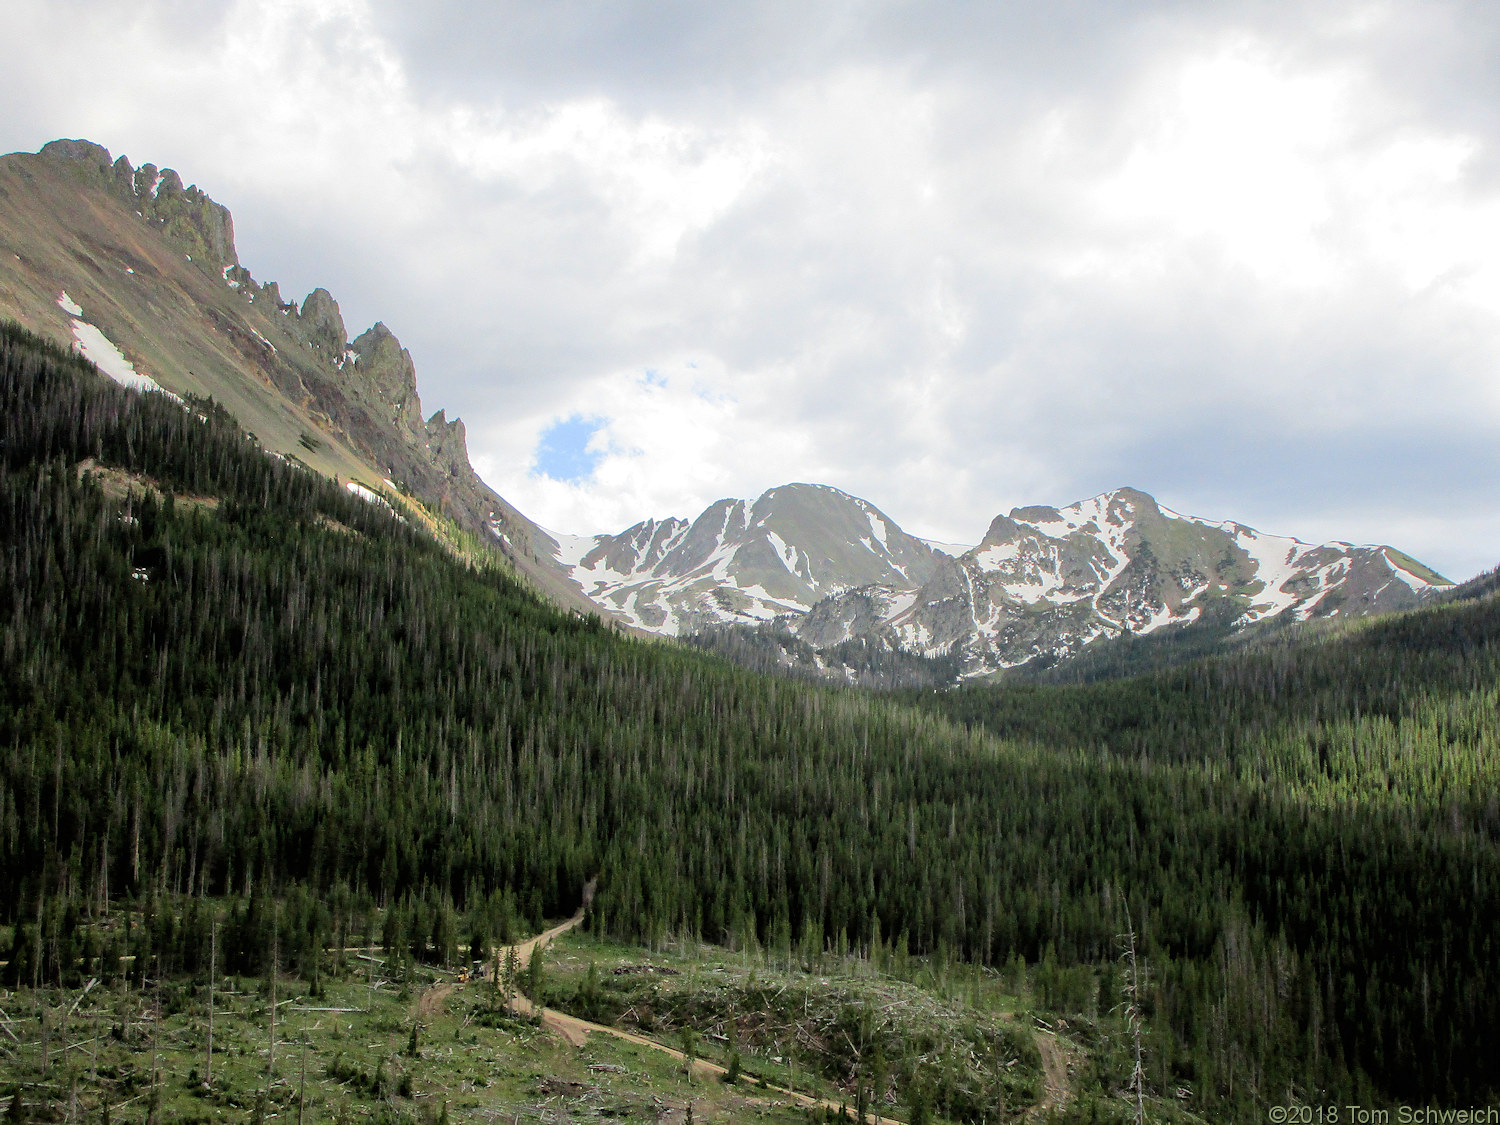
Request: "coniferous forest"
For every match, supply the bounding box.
[1,323,1497,1121]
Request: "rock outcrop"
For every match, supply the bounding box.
[348,322,424,439]
[39,141,240,272]
[294,288,347,356]
[2,138,608,621]
[425,410,471,480]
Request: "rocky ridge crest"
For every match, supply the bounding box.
[4,139,599,616]
[554,483,1452,677]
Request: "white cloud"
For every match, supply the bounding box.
[474,355,821,534]
[5,0,1500,576]
[442,101,772,266]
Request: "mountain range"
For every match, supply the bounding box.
[0,138,1454,678]
[548,482,1450,677]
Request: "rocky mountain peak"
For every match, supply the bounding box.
[348,322,423,438]
[1006,504,1061,525]
[555,482,947,635]
[40,138,112,171]
[1004,487,1156,532]
[554,481,1453,677]
[2,137,613,624]
[295,288,347,355]
[40,139,239,270]
[980,512,1025,546]
[424,409,470,479]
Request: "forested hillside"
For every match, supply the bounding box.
[1,324,1496,1121]
[903,593,1500,1106]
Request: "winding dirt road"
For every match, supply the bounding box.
[493,914,903,1123]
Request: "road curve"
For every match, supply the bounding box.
[494,915,903,1124]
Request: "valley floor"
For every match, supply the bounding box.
[0,943,808,1125]
[0,910,1195,1125]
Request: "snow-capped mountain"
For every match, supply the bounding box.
[550,484,1451,676]
[544,483,944,634]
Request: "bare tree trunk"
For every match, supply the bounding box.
[1121,904,1147,1125]
[266,911,279,1105]
[206,920,216,1088]
[33,893,43,996]
[147,958,161,1125]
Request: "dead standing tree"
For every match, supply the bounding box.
[1119,904,1148,1125]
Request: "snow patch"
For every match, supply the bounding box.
[1234,527,1312,622]
[974,542,1021,570]
[1382,550,1438,592]
[880,589,920,623]
[344,481,397,515]
[56,291,83,316]
[1289,560,1352,621]
[1137,600,1196,633]
[894,620,936,653]
[69,318,175,398]
[737,584,809,616]
[1027,517,1075,538]
[1000,568,1076,603]
[545,527,602,569]
[764,529,803,579]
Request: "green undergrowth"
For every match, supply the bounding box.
[0,913,1215,1125]
[541,929,1209,1124]
[0,942,812,1125]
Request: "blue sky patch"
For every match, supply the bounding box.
[533,415,605,483]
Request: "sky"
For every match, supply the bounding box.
[5,1,1500,580]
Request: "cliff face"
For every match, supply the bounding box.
[41,139,241,272]
[347,322,425,440]
[292,288,347,356]
[425,410,471,479]
[0,138,604,619]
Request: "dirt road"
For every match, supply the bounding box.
[1032,1029,1072,1116]
[506,910,588,970]
[416,982,452,1019]
[493,915,902,1123]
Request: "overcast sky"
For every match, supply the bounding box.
[6,1,1500,578]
